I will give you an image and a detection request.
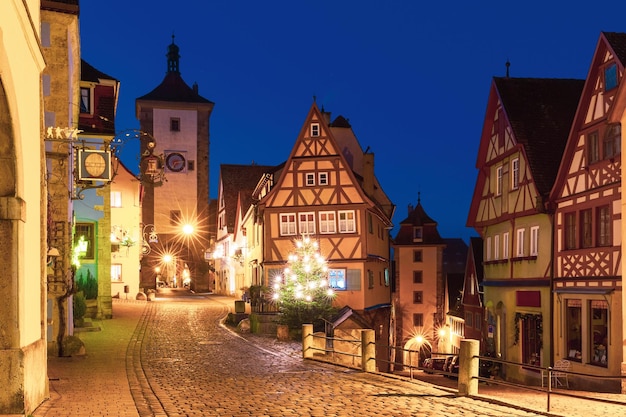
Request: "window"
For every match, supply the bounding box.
[311,123,320,137]
[485,236,491,261]
[111,191,122,208]
[368,270,374,289]
[305,173,315,186]
[413,313,424,327]
[605,63,618,91]
[187,160,195,171]
[590,300,608,367]
[597,205,611,246]
[318,172,328,185]
[298,212,315,235]
[170,117,180,132]
[384,268,389,287]
[111,264,122,282]
[170,210,181,225]
[603,124,621,159]
[496,166,503,195]
[413,227,423,242]
[413,250,422,262]
[579,209,592,248]
[516,228,525,257]
[80,87,91,114]
[338,210,355,233]
[511,158,519,189]
[565,212,577,250]
[413,271,422,284]
[43,75,51,96]
[413,291,423,304]
[494,235,500,260]
[465,311,473,328]
[475,313,482,330]
[319,212,336,234]
[328,268,346,290]
[280,213,296,236]
[530,226,539,256]
[502,232,509,259]
[41,22,51,47]
[588,131,599,164]
[74,223,95,259]
[521,314,542,366]
[566,299,582,361]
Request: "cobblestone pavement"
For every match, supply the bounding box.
[33,291,626,416]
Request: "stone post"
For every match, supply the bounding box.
[302,324,313,359]
[361,329,376,372]
[458,339,480,396]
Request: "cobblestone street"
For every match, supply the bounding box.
[35,292,626,416]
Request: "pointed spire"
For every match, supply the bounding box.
[505,59,510,78]
[167,34,180,74]
[417,191,421,205]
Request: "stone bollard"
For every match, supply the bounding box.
[302,324,313,359]
[458,339,480,396]
[361,329,376,372]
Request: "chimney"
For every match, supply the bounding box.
[363,153,374,197]
[193,82,199,94]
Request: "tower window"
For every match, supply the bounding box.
[170,118,180,132]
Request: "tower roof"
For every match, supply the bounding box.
[137,37,213,104]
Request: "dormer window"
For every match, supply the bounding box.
[80,87,92,114]
[413,227,423,242]
[311,123,320,137]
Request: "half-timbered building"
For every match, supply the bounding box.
[468,76,583,384]
[256,102,395,337]
[461,237,485,346]
[550,32,626,391]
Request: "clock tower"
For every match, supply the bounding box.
[136,37,214,291]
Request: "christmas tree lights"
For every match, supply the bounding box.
[272,236,337,329]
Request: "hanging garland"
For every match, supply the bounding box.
[513,312,543,348]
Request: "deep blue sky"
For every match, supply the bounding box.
[80,1,626,241]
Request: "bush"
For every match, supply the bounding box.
[73,291,87,322]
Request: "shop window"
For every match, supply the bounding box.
[566,299,582,361]
[590,300,608,367]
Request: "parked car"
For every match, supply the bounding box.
[443,355,459,378]
[422,356,447,374]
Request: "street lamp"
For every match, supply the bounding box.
[182,223,194,288]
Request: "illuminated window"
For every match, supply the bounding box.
[74,223,95,259]
[111,191,122,208]
[280,213,297,236]
[111,264,122,282]
[590,300,608,367]
[328,268,346,290]
[566,299,582,361]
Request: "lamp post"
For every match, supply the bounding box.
[182,223,194,289]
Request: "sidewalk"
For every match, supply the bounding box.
[32,296,626,417]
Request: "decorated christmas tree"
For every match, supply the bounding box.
[272,236,337,330]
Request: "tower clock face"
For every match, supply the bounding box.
[84,152,107,177]
[166,152,186,172]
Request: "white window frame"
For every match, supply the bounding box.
[496,165,503,195]
[328,268,347,290]
[305,173,315,186]
[80,86,92,114]
[318,172,329,185]
[338,210,356,233]
[502,232,509,259]
[280,213,297,236]
[111,264,122,282]
[530,226,539,256]
[298,212,315,235]
[516,228,525,257]
[486,236,492,261]
[111,191,122,208]
[494,234,500,260]
[319,211,336,234]
[511,158,520,190]
[311,123,320,137]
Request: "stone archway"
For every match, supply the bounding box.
[402,337,432,370]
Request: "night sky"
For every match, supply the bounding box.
[79,1,626,241]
